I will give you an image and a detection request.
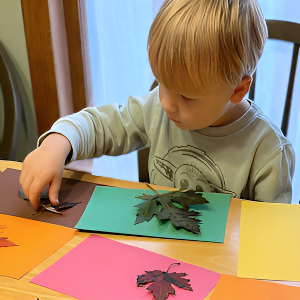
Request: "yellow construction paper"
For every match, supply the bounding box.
[238,201,300,281]
[210,274,300,300]
[0,214,77,279]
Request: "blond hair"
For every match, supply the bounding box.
[148,0,268,96]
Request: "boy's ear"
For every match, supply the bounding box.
[230,76,252,104]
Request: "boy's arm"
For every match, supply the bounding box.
[40,93,157,163]
[19,133,72,210]
[20,90,158,209]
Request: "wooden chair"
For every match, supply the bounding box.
[249,19,300,136]
[0,41,37,161]
[0,42,22,160]
[138,19,300,182]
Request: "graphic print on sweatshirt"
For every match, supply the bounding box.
[150,145,236,197]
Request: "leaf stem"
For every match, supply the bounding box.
[145,183,160,195]
[166,262,180,273]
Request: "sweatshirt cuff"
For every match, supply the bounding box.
[37,121,79,164]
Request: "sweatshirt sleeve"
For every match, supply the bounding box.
[249,143,295,203]
[38,89,159,163]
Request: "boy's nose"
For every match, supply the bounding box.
[160,95,178,113]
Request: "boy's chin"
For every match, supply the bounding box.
[169,118,206,130]
[172,122,197,131]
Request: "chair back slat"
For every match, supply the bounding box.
[0,45,15,159]
[248,20,300,137]
[248,71,256,101]
[281,44,299,136]
[267,20,300,45]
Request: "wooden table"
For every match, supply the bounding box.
[0,160,299,299]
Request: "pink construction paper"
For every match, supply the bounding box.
[31,235,221,300]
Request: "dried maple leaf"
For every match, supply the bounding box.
[135,189,209,234]
[19,189,81,215]
[137,262,192,300]
[0,237,18,248]
[53,202,81,211]
[39,202,81,215]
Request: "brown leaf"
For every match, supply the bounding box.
[137,263,192,300]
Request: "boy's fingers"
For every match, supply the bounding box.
[48,176,61,206]
[19,173,34,205]
[19,168,26,187]
[19,165,30,195]
[28,180,44,211]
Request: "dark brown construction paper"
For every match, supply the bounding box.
[0,168,97,228]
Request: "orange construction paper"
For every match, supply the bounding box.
[0,214,77,279]
[210,274,300,300]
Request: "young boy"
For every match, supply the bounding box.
[20,0,295,210]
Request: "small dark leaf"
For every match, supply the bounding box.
[41,204,64,215]
[18,189,50,205]
[52,202,81,211]
[18,189,80,214]
[137,263,192,300]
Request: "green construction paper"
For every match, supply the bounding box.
[75,186,231,242]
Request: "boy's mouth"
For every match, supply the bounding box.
[169,117,180,124]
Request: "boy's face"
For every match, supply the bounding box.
[159,83,240,130]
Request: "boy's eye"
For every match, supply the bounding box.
[181,95,193,101]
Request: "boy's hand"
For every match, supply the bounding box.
[19,133,72,210]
